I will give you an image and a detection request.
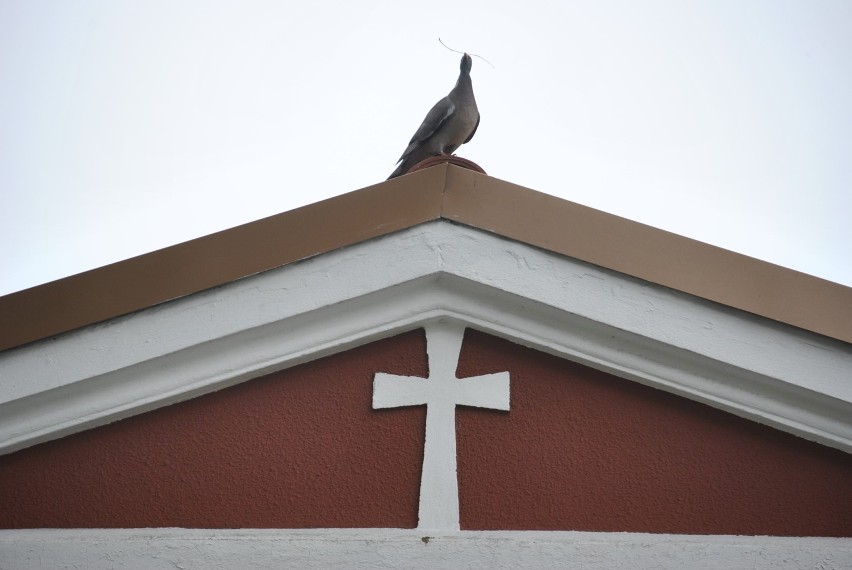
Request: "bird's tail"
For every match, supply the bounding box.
[387,160,410,180]
[388,150,428,179]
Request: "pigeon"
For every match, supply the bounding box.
[388,53,480,179]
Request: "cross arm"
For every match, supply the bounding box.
[456,372,510,411]
[373,373,430,409]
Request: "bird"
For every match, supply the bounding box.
[388,53,480,179]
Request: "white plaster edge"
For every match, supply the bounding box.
[1,528,849,569]
[1,276,849,458]
[3,222,848,405]
[1,222,850,456]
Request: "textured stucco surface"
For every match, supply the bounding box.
[0,331,428,529]
[455,330,852,535]
[1,328,850,534]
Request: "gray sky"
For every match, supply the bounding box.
[2,1,851,297]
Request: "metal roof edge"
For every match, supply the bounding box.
[2,163,850,351]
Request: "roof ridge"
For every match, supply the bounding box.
[1,166,849,351]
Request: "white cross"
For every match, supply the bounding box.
[373,321,510,531]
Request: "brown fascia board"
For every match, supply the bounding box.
[443,166,852,345]
[1,163,850,352]
[0,166,446,353]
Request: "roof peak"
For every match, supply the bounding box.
[1,163,849,350]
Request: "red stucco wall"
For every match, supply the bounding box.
[0,331,428,529]
[455,330,852,535]
[1,328,850,534]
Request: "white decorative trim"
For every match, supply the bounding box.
[374,321,510,531]
[1,221,850,456]
[1,528,850,569]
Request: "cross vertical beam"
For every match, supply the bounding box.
[373,321,510,531]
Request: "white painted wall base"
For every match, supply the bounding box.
[1,528,849,569]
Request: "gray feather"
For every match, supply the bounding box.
[389,54,479,179]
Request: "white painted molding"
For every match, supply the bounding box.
[1,528,850,569]
[374,321,510,531]
[1,221,850,456]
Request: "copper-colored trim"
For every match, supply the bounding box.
[442,166,852,344]
[1,164,850,351]
[0,167,446,352]
[407,155,486,176]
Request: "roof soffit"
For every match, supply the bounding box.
[1,222,850,457]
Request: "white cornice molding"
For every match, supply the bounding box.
[1,221,850,456]
[2,528,850,569]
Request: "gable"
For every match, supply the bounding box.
[2,327,850,535]
[2,159,851,567]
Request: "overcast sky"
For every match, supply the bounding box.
[2,1,851,297]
